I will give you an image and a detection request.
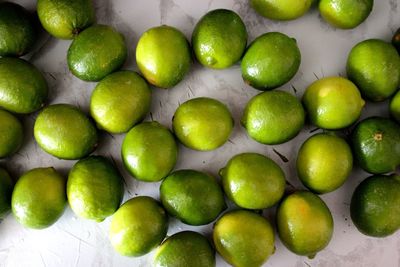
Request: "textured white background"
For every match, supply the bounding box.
[0,0,399,266]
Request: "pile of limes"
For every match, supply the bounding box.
[1,0,400,266]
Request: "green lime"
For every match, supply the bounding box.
[90,71,152,134]
[351,175,400,237]
[0,57,48,114]
[11,167,66,229]
[277,191,333,257]
[302,76,365,129]
[389,90,400,123]
[136,25,191,88]
[347,39,400,102]
[34,104,98,160]
[241,32,301,90]
[172,97,233,151]
[153,231,215,267]
[0,2,36,57]
[37,0,95,39]
[297,133,353,194]
[0,168,13,218]
[319,0,373,29]
[241,90,305,144]
[67,24,127,81]
[251,0,314,20]
[160,169,225,226]
[192,9,247,69]
[67,156,124,222]
[213,210,275,267]
[351,117,400,174]
[0,109,23,158]
[109,196,168,257]
[122,121,178,182]
[220,153,285,209]
[392,28,400,54]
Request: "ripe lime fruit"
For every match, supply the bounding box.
[302,76,365,129]
[0,109,23,158]
[160,169,225,225]
[251,0,314,21]
[172,97,233,151]
[297,133,353,194]
[0,168,13,218]
[109,196,168,257]
[241,90,305,144]
[389,90,400,123]
[213,210,275,267]
[220,153,285,209]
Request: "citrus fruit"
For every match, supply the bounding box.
[0,57,48,114]
[109,196,168,257]
[90,71,151,134]
[192,9,247,69]
[11,167,66,229]
[241,90,305,144]
[251,0,314,21]
[34,104,98,160]
[213,210,275,267]
[136,25,191,88]
[351,117,400,174]
[297,133,353,194]
[67,156,124,222]
[277,191,333,257]
[241,32,301,90]
[351,174,400,237]
[220,153,285,209]
[153,231,215,267]
[172,97,233,151]
[302,76,365,129]
[122,121,178,182]
[319,0,373,29]
[67,24,127,81]
[0,168,13,218]
[160,169,225,225]
[0,2,36,56]
[389,90,400,123]
[0,109,23,158]
[347,39,400,101]
[392,28,400,53]
[37,0,95,39]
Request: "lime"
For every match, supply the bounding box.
[347,39,400,102]
[0,2,36,56]
[220,153,285,209]
[109,196,168,257]
[241,90,305,144]
[0,168,13,218]
[251,0,314,21]
[153,231,215,267]
[172,97,233,151]
[241,32,301,90]
[90,71,152,134]
[302,76,365,129]
[11,167,66,229]
[392,28,400,53]
[213,210,275,267]
[277,191,333,257]
[136,25,191,88]
[351,175,400,237]
[34,104,98,160]
[37,0,95,39]
[67,24,127,81]
[122,121,178,182]
[319,0,373,29]
[0,109,23,158]
[67,156,124,222]
[297,133,353,194]
[389,90,400,123]
[160,169,225,225]
[0,57,48,114]
[351,117,400,174]
[192,9,247,69]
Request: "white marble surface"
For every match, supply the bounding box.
[0,0,399,266]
